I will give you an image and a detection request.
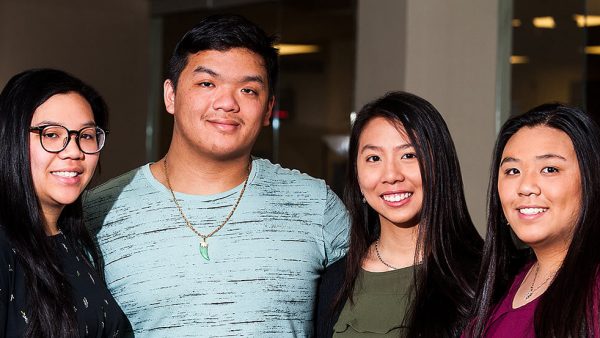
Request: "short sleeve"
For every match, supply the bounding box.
[322,187,350,267]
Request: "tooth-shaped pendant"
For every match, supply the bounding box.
[199,239,210,261]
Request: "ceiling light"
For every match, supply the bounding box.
[276,44,320,55]
[510,56,529,64]
[512,19,522,27]
[573,15,600,27]
[533,17,556,29]
[585,46,600,55]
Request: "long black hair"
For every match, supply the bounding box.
[468,103,600,337]
[0,68,108,338]
[336,91,483,337]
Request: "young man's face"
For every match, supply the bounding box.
[164,47,274,161]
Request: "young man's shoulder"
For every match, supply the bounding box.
[86,165,147,201]
[254,158,327,192]
[83,165,153,220]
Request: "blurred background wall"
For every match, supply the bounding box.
[2,0,599,233]
[0,0,150,182]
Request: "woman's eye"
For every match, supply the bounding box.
[80,133,95,140]
[504,168,519,175]
[366,155,380,162]
[542,167,559,174]
[42,132,59,139]
[401,153,417,159]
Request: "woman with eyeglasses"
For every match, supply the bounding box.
[0,69,129,337]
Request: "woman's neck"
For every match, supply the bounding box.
[532,244,567,277]
[379,224,419,258]
[42,207,62,235]
[363,223,419,272]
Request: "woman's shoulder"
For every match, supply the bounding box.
[0,226,16,258]
[0,226,11,249]
[0,226,17,280]
[318,256,347,310]
[322,255,347,286]
[316,255,347,338]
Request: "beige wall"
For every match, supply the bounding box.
[355,0,407,107]
[0,0,150,184]
[356,0,501,233]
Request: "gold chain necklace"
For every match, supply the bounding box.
[163,156,250,261]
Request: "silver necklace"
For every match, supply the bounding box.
[163,156,249,261]
[375,239,398,270]
[524,262,556,300]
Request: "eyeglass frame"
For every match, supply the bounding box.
[29,124,109,154]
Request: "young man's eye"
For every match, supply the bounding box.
[241,88,257,95]
[198,82,214,87]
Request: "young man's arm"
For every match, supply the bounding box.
[322,187,350,267]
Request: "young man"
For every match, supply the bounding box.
[84,14,348,337]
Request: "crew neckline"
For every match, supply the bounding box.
[141,157,260,202]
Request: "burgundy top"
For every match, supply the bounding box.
[483,263,537,338]
[463,263,600,337]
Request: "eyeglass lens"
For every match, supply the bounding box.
[39,126,105,153]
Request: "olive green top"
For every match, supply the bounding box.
[333,266,414,337]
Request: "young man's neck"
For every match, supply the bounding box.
[151,147,252,195]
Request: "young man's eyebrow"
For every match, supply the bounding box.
[241,75,265,84]
[193,66,218,77]
[192,67,264,85]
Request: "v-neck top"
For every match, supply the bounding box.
[483,262,538,338]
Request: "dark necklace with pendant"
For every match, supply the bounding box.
[163,156,249,261]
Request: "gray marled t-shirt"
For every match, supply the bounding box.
[84,158,349,337]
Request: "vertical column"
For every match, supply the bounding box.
[354,0,408,108]
[356,0,502,233]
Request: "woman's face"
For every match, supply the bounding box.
[357,117,423,229]
[29,92,100,222]
[498,125,581,252]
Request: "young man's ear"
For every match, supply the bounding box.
[164,79,176,115]
[263,96,275,126]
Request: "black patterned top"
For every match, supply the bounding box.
[0,228,130,337]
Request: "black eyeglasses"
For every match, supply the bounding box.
[29,125,108,154]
